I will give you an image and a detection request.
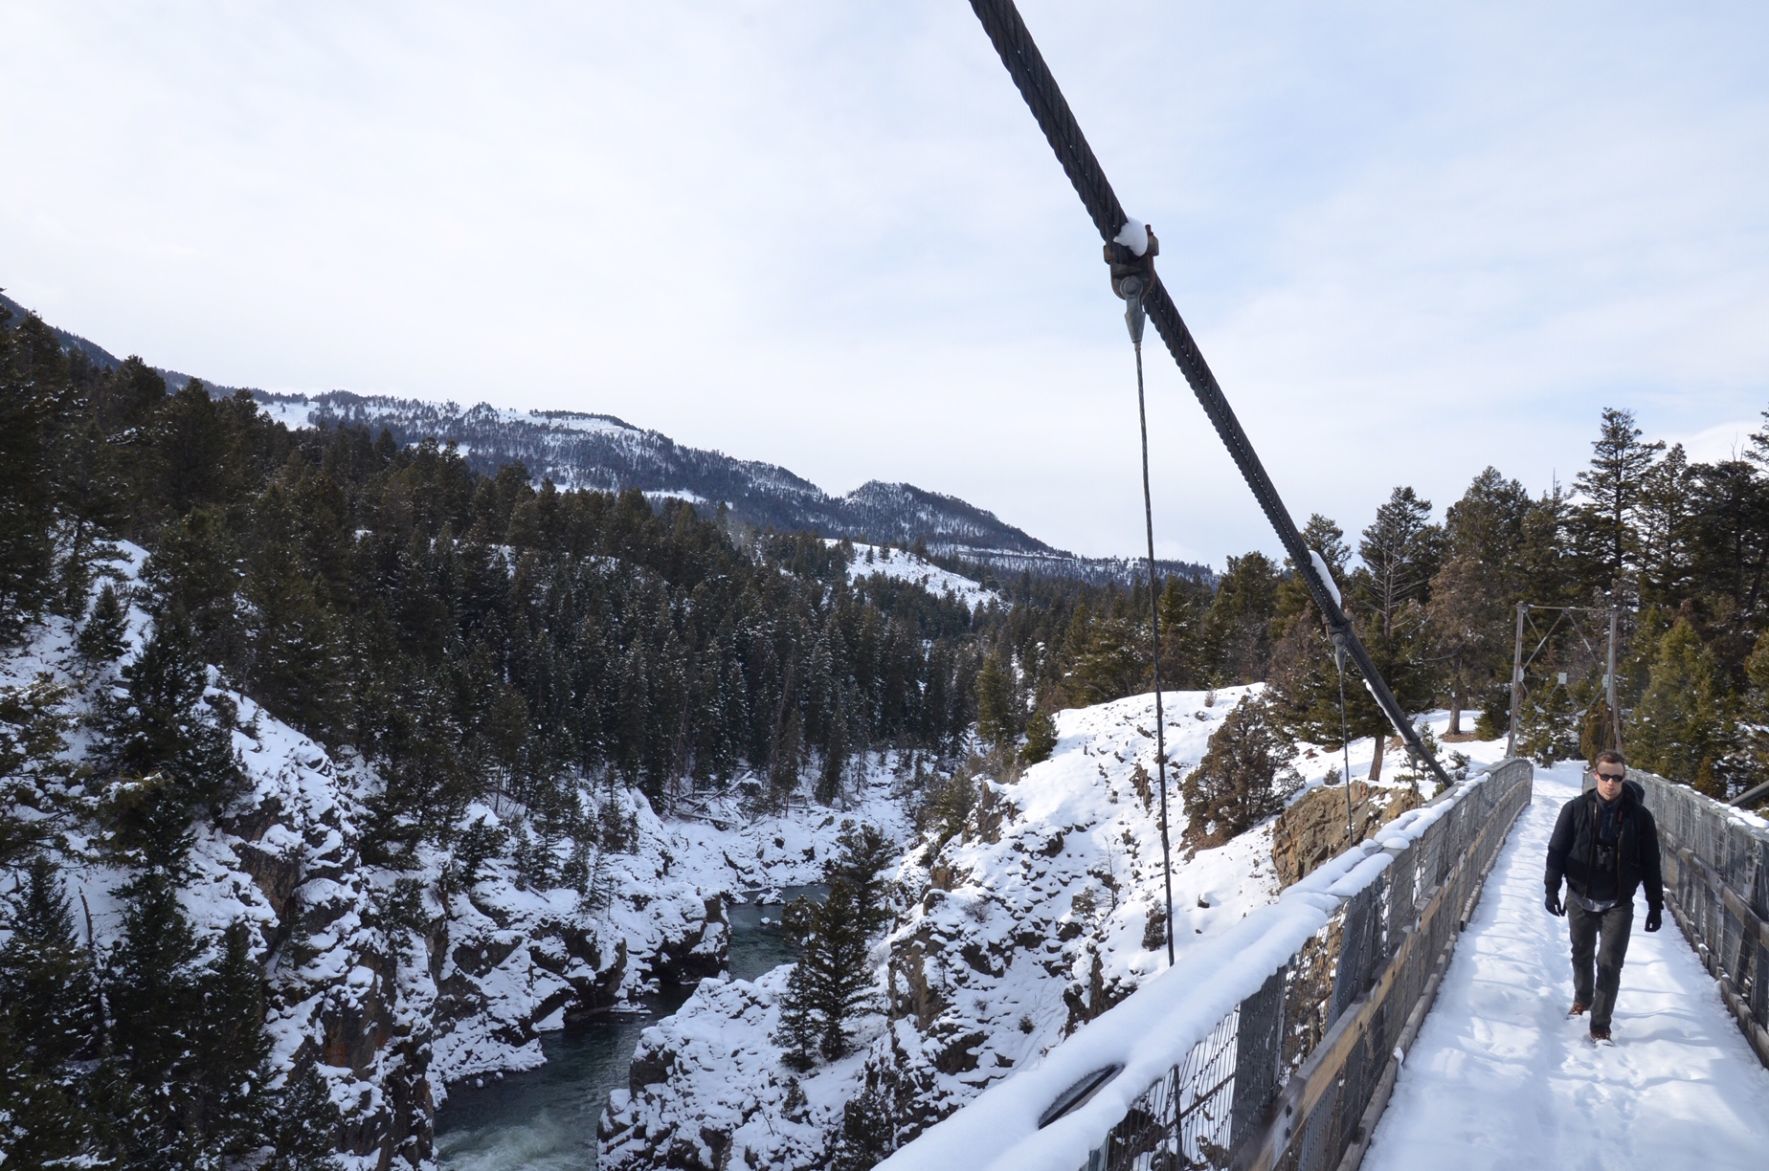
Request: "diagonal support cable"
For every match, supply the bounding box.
[968,0,1452,788]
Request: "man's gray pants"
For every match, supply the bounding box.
[1568,900,1634,1030]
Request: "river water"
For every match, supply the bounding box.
[434,887,819,1169]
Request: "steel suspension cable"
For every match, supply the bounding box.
[967,0,1452,789]
[1126,295,1177,967]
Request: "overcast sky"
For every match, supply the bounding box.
[5,1,1766,566]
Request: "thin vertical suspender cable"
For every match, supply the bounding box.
[1127,295,1177,966]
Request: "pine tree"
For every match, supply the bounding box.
[1739,629,1769,793]
[192,920,271,1156]
[260,1060,344,1170]
[802,879,876,1061]
[1568,407,1663,597]
[1274,514,1351,622]
[832,1084,897,1171]
[150,382,239,521]
[1351,488,1442,778]
[1682,457,1769,654]
[1155,574,1214,689]
[77,582,130,664]
[0,675,74,866]
[1182,695,1301,846]
[1263,606,1342,744]
[105,863,204,1164]
[447,815,508,890]
[828,822,896,937]
[1021,709,1059,766]
[0,311,59,641]
[0,853,100,1164]
[774,956,822,1072]
[1635,444,1695,606]
[974,650,1017,749]
[774,857,883,1069]
[1262,516,1353,742]
[0,854,99,1067]
[1202,552,1281,685]
[1426,469,1531,735]
[1062,611,1148,706]
[100,608,242,863]
[143,504,246,671]
[1630,617,1729,796]
[1355,487,1443,633]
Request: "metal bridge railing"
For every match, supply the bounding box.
[1630,771,1769,1069]
[880,759,1533,1171]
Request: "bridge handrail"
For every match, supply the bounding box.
[879,758,1533,1171]
[1631,770,1769,1069]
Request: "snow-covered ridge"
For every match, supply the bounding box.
[835,541,1003,612]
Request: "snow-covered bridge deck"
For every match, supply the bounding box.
[1362,762,1769,1171]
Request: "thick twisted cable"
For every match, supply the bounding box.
[968,0,1452,787]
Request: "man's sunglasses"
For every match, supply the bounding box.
[1595,770,1626,782]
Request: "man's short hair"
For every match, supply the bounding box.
[1594,748,1627,767]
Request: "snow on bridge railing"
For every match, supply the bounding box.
[1630,770,1769,1069]
[878,758,1533,1171]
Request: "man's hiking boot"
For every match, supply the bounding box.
[1590,1025,1611,1042]
[1568,1001,1588,1017]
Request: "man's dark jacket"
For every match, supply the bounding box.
[1544,781,1664,910]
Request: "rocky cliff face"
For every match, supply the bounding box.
[1268,780,1424,887]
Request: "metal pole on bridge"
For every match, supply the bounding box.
[1606,600,1624,755]
[1506,602,1526,758]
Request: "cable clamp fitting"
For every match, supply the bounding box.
[1105,224,1159,346]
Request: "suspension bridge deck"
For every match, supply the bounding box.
[1361,762,1769,1171]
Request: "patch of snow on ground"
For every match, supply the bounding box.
[256,396,318,430]
[835,541,1002,612]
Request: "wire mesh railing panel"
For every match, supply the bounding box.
[1381,853,1417,946]
[1754,839,1769,1028]
[1751,836,1768,922]
[1331,884,1386,1020]
[1637,771,1769,1069]
[1229,967,1287,1153]
[1292,1075,1337,1171]
[1282,917,1344,1070]
[1095,1008,1241,1171]
[1175,1011,1242,1169]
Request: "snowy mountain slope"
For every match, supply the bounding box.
[0,545,756,1167]
[597,687,1391,1171]
[285,391,1060,559]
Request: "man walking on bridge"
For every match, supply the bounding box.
[1544,749,1665,1042]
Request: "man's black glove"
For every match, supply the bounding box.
[1545,888,1564,916]
[1645,906,1662,932]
